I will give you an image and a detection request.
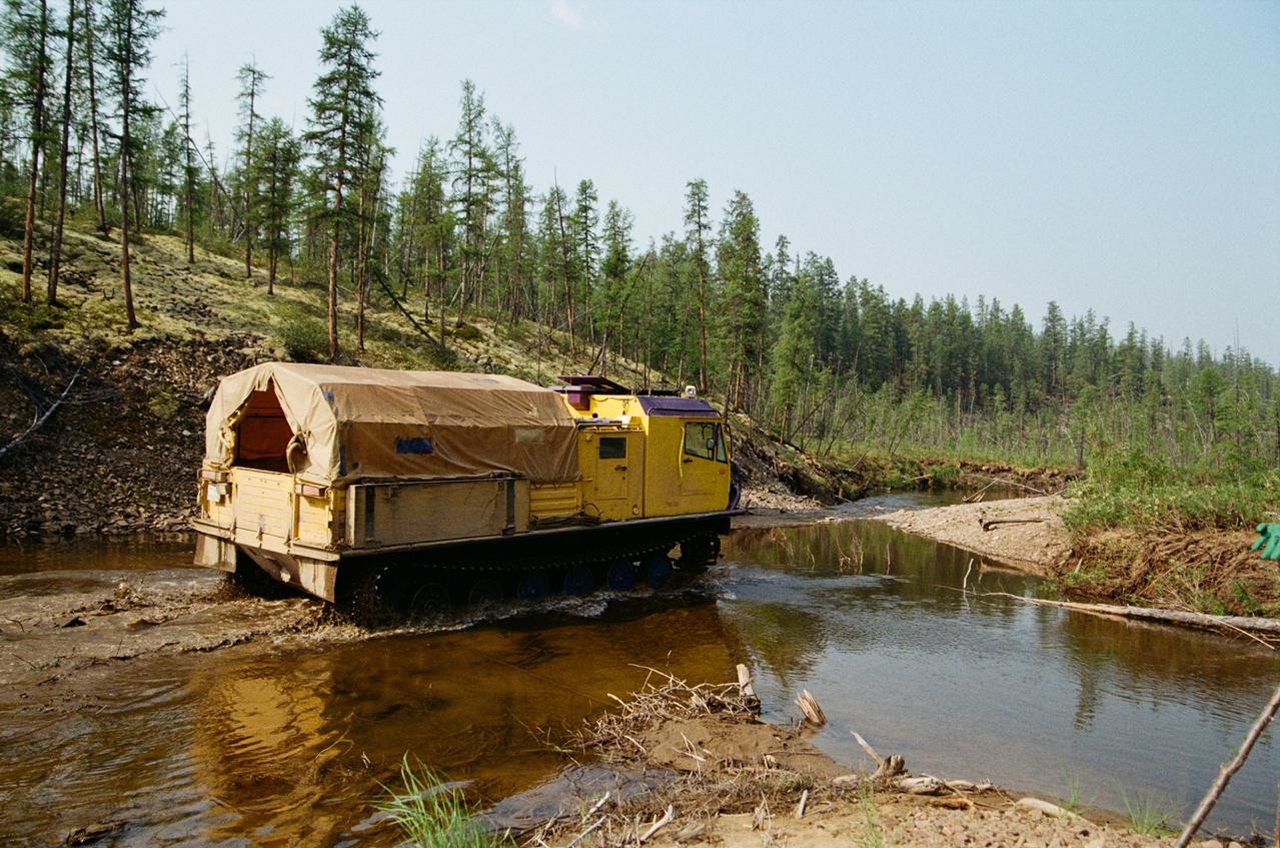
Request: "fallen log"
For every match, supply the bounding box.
[984,593,1280,637]
[979,517,1046,532]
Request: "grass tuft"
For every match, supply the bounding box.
[854,785,885,848]
[1120,788,1178,837]
[377,756,505,848]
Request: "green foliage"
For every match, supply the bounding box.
[377,757,505,848]
[1063,445,1279,536]
[1120,789,1177,836]
[449,322,482,342]
[279,310,329,363]
[854,786,885,848]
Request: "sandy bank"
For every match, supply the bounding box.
[873,494,1071,573]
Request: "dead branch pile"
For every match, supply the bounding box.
[576,667,762,760]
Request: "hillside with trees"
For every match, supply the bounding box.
[2,2,1277,596]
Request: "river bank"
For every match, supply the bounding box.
[502,674,1208,848]
[874,493,1279,628]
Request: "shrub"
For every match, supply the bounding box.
[280,314,328,363]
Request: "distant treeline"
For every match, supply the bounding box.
[2,1,1276,471]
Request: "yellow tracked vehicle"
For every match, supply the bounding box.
[193,364,739,610]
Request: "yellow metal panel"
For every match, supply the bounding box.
[643,416,687,517]
[583,431,643,521]
[230,468,294,552]
[347,478,530,549]
[530,482,580,520]
[294,493,332,546]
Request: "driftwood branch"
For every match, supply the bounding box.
[984,593,1280,637]
[638,805,674,843]
[980,516,1046,531]
[851,732,883,767]
[795,690,827,726]
[0,367,81,462]
[1174,682,1280,848]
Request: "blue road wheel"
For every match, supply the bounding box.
[563,564,595,596]
[606,559,636,591]
[517,571,549,601]
[645,554,673,590]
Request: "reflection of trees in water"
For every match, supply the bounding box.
[719,598,830,686]
[728,520,1041,618]
[730,518,1280,742]
[1055,611,1280,734]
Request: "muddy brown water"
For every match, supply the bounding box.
[2,495,1279,845]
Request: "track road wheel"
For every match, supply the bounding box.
[516,571,550,601]
[563,564,595,596]
[408,580,450,617]
[467,576,505,606]
[605,559,637,591]
[644,553,674,590]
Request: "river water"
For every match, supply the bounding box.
[1,496,1278,845]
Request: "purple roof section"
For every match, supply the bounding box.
[637,395,720,418]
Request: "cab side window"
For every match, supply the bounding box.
[683,422,727,463]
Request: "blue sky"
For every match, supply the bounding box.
[151,0,1280,366]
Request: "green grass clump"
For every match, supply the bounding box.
[1120,788,1178,836]
[1064,447,1279,536]
[854,786,885,848]
[377,757,506,848]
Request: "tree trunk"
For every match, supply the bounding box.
[20,0,50,304]
[118,8,138,332]
[47,0,76,305]
[21,142,41,304]
[243,88,256,278]
[83,0,106,234]
[327,192,342,363]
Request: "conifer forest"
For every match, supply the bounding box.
[2,0,1277,500]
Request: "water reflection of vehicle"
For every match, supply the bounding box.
[192,365,739,610]
[186,600,744,845]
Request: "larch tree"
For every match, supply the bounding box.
[683,178,712,390]
[596,198,634,373]
[235,59,267,278]
[177,54,196,263]
[492,119,530,320]
[409,137,452,336]
[47,0,77,304]
[252,117,300,295]
[304,3,381,362]
[100,0,163,331]
[571,178,599,338]
[79,0,107,233]
[3,0,54,304]
[715,189,765,412]
[448,79,493,327]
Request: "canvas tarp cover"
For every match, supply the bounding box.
[204,363,580,485]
